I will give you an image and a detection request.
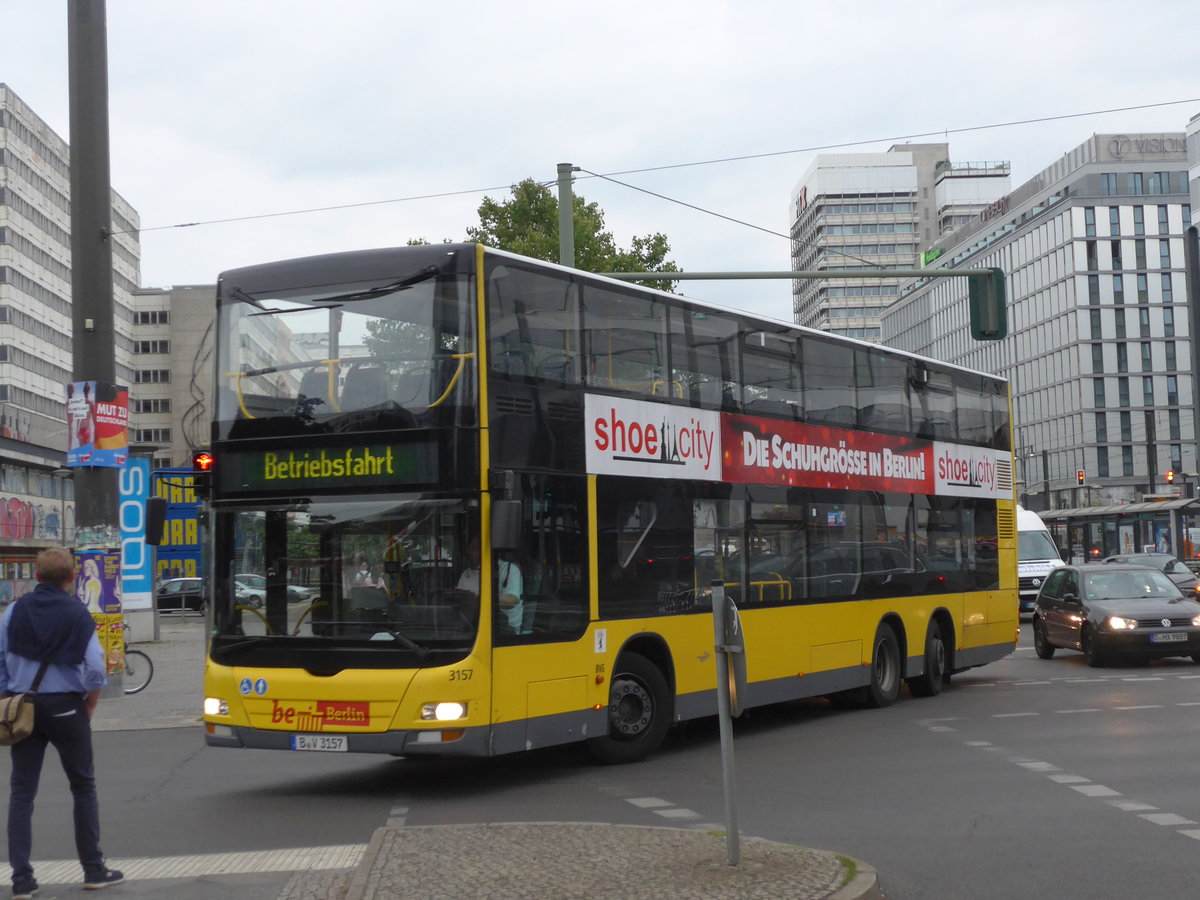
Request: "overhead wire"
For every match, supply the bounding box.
[113,97,1200,238]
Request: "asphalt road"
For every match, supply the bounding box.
[4,621,1200,898]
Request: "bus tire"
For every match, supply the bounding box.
[907,619,947,698]
[865,623,902,708]
[587,652,671,764]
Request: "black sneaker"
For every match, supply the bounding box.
[83,868,124,891]
[12,879,38,899]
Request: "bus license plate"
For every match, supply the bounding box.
[1150,632,1188,643]
[290,734,348,752]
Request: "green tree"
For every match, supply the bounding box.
[466,179,679,290]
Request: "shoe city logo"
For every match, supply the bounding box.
[589,398,718,473]
[270,699,371,730]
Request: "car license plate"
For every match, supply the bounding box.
[290,734,348,752]
[1150,632,1188,643]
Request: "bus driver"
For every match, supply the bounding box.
[457,538,524,633]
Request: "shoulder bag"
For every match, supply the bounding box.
[0,661,51,746]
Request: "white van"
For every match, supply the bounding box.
[1017,505,1064,616]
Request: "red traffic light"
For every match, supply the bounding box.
[193,451,214,472]
[1166,469,1175,483]
[1076,470,1085,485]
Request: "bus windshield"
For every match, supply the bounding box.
[212,496,479,659]
[214,255,475,440]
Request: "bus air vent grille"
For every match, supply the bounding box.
[996,508,1015,540]
[494,394,535,416]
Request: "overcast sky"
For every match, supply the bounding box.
[6,0,1198,320]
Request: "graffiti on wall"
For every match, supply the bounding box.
[0,495,74,541]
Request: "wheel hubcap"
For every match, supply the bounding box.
[610,678,653,737]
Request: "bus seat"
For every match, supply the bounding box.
[393,371,429,407]
[341,365,389,409]
[297,369,330,413]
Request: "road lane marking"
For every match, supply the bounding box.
[992,712,1039,718]
[1056,708,1101,713]
[1071,784,1121,797]
[1048,775,1090,784]
[627,797,672,808]
[1108,800,1158,811]
[1140,813,1197,826]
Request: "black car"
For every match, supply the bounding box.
[1101,552,1200,596]
[156,577,208,615]
[1032,563,1200,667]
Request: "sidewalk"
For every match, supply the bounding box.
[91,614,208,732]
[99,619,883,900]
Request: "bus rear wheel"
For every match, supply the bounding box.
[587,653,670,764]
[907,620,947,698]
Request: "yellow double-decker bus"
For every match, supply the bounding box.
[201,243,1017,762]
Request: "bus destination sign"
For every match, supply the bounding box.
[221,443,437,493]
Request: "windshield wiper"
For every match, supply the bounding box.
[318,622,431,659]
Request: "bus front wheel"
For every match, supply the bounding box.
[587,652,671,764]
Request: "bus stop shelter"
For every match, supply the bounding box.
[1039,499,1200,568]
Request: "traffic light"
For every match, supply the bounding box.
[1077,470,1085,485]
[1166,469,1175,484]
[968,268,1008,341]
[192,450,214,499]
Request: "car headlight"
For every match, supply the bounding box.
[204,697,229,716]
[1106,616,1137,630]
[1192,614,1200,627]
[421,701,467,721]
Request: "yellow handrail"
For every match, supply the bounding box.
[428,353,474,409]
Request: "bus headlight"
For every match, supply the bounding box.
[1106,616,1137,631]
[204,697,229,716]
[421,701,467,721]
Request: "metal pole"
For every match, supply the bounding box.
[556,163,575,268]
[710,580,740,866]
[69,0,122,694]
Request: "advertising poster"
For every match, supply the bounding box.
[74,550,124,674]
[120,458,154,612]
[66,381,129,468]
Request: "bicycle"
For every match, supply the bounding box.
[121,624,154,695]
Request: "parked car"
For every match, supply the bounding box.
[156,577,208,615]
[1101,553,1200,596]
[1032,563,1200,666]
[235,573,312,606]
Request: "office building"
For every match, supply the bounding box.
[789,143,1009,339]
[0,83,141,595]
[883,132,1192,512]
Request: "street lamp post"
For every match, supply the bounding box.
[51,468,72,547]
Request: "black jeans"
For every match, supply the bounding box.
[7,693,104,885]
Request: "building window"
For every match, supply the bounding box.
[1137,274,1149,303]
[1122,446,1134,477]
[134,340,169,354]
[1134,240,1146,269]
[1120,411,1132,442]
[1084,207,1096,236]
[1109,207,1120,235]
[1143,376,1155,407]
[1086,241,1098,270]
[1164,307,1175,336]
[1169,409,1180,441]
[132,428,171,444]
[1165,341,1176,371]
[1127,173,1144,194]
[1139,308,1150,337]
[1101,173,1118,195]
[1133,206,1145,235]
[1166,376,1177,406]
[1115,308,1127,339]
[1158,206,1169,232]
[1088,274,1100,305]
[1111,240,1122,270]
[134,311,169,325]
[1160,240,1171,268]
[1116,343,1128,373]
[1171,444,1182,471]
[1090,309,1102,338]
[1093,378,1106,408]
[1096,447,1110,478]
[1095,411,1108,443]
[134,370,170,384]
[1148,172,1170,195]
[1162,273,1174,303]
[134,398,171,414]
[1112,275,1124,304]
[1118,376,1130,407]
[1140,343,1152,372]
[1092,344,1104,373]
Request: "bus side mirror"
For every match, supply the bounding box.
[491,500,522,552]
[145,496,168,547]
